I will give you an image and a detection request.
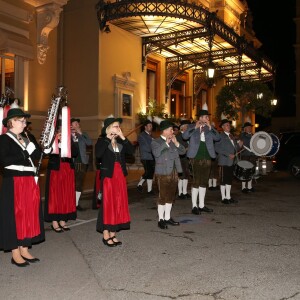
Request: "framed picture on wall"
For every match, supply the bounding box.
[121,91,132,118]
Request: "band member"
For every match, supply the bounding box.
[136,120,155,195]
[71,118,92,211]
[176,120,191,199]
[239,121,256,193]
[95,116,134,247]
[151,120,186,229]
[182,104,220,215]
[44,120,78,232]
[215,118,243,204]
[0,106,45,267]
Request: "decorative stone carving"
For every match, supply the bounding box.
[36,3,60,64]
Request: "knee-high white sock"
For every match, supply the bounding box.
[138,177,145,186]
[198,187,206,208]
[225,184,232,199]
[178,179,183,195]
[247,180,253,189]
[220,185,226,200]
[165,203,172,220]
[183,179,188,194]
[208,179,212,187]
[242,181,246,189]
[192,187,199,208]
[158,204,165,220]
[213,179,217,187]
[147,179,153,192]
[76,191,81,206]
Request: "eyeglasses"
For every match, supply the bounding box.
[15,120,27,124]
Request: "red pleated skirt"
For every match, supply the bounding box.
[48,162,76,214]
[13,176,41,240]
[103,162,130,226]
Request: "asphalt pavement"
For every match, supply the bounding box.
[0,169,300,300]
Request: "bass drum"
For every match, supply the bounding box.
[234,160,255,181]
[265,133,280,157]
[250,131,273,156]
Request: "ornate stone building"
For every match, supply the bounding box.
[0,0,276,148]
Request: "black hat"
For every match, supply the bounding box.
[220,119,232,127]
[143,120,152,126]
[102,116,123,134]
[160,120,174,131]
[242,122,253,128]
[2,108,31,126]
[180,120,190,127]
[71,118,80,123]
[196,109,211,116]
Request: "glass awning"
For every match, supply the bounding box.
[96,0,275,84]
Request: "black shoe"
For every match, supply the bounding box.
[165,218,180,226]
[58,222,71,231]
[213,186,219,191]
[221,199,230,204]
[191,207,200,215]
[51,225,63,233]
[158,219,168,229]
[183,193,191,199]
[102,237,117,247]
[247,188,255,192]
[11,257,29,267]
[200,206,214,213]
[147,190,155,196]
[178,193,187,199]
[137,185,143,193]
[21,255,40,263]
[110,236,122,246]
[208,186,214,191]
[229,198,238,203]
[242,188,250,193]
[76,205,86,211]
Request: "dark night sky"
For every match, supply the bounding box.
[247,0,296,117]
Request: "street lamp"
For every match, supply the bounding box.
[271,98,278,106]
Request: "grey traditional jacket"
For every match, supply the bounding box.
[138,131,154,160]
[215,132,241,166]
[182,124,220,159]
[76,132,93,164]
[151,136,186,175]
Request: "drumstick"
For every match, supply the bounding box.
[235,148,245,156]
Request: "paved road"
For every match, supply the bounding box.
[1,170,300,300]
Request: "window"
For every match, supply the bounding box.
[0,53,15,98]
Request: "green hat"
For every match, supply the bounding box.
[102,116,123,134]
[160,120,174,131]
[196,109,210,116]
[219,118,232,128]
[71,118,80,123]
[2,108,31,127]
[242,122,253,128]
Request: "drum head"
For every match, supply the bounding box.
[237,160,254,169]
[250,131,273,156]
[266,133,280,157]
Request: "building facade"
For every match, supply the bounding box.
[1,0,278,158]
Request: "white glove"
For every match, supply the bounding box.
[26,142,36,155]
[43,147,52,154]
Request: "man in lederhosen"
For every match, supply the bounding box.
[182,105,220,215]
[151,120,186,229]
